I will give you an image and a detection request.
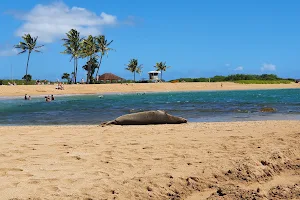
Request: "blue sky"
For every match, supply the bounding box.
[0,0,299,81]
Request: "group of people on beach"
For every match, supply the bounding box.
[56,82,64,90]
[36,79,50,85]
[8,82,17,86]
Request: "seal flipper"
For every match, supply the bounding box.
[101,120,116,127]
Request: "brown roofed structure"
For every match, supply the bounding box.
[97,73,124,82]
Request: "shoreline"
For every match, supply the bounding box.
[2,116,300,126]
[0,119,299,126]
[0,82,299,98]
[0,82,299,99]
[0,120,299,199]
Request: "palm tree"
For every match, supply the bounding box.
[80,35,98,83]
[14,34,44,84]
[94,35,114,79]
[22,74,32,82]
[61,72,70,83]
[82,57,99,82]
[61,29,83,84]
[154,61,171,81]
[125,59,143,82]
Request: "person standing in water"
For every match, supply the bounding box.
[51,95,55,101]
[45,96,51,102]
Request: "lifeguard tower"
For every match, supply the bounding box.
[148,71,161,82]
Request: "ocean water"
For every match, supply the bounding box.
[0,89,300,125]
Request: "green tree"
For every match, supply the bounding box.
[82,57,99,83]
[125,59,143,82]
[14,34,44,84]
[61,29,83,84]
[154,61,171,81]
[260,74,278,80]
[94,35,114,79]
[61,72,71,83]
[22,74,32,82]
[80,35,98,83]
[211,75,226,82]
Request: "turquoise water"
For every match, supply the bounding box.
[0,89,300,125]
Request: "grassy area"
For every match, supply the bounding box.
[234,80,293,84]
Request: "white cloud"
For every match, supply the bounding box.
[261,63,276,72]
[0,48,18,57]
[234,66,243,71]
[225,63,230,67]
[13,2,118,43]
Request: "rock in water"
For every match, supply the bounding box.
[101,110,187,126]
[260,107,276,112]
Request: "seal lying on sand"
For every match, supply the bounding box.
[101,110,187,126]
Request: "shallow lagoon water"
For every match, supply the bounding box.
[0,89,300,125]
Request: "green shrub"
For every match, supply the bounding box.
[234,80,292,84]
[169,74,294,83]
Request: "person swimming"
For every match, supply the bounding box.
[45,96,51,102]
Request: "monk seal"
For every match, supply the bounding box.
[101,110,187,126]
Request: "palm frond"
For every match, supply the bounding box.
[107,40,113,46]
[15,33,44,54]
[17,50,27,54]
[61,29,82,59]
[35,45,44,49]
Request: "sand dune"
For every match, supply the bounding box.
[0,82,299,97]
[0,121,299,199]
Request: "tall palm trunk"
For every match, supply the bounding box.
[73,59,76,84]
[134,72,136,82]
[75,57,78,84]
[95,54,103,80]
[25,51,31,84]
[161,70,163,80]
[87,56,92,84]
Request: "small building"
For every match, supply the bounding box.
[148,71,161,81]
[97,73,124,83]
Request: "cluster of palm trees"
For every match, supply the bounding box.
[14,29,113,84]
[14,31,171,84]
[61,29,113,83]
[125,60,170,81]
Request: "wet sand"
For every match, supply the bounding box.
[0,121,299,199]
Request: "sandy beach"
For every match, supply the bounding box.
[1,0,300,199]
[0,121,299,199]
[0,82,299,97]
[1,83,299,199]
